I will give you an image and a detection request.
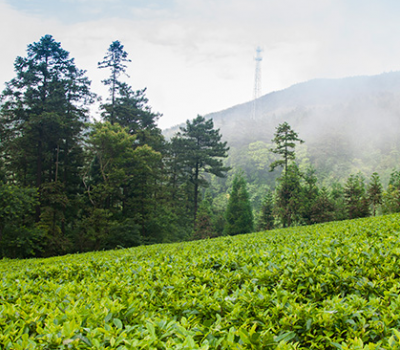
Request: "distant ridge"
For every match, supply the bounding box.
[163,71,400,143]
[163,71,400,184]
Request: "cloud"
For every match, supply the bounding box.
[0,1,65,85]
[1,0,400,129]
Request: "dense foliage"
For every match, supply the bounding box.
[3,35,400,350]
[2,214,400,348]
[224,174,253,235]
[0,36,230,258]
[2,35,400,258]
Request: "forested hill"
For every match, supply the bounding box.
[3,35,400,259]
[164,71,400,185]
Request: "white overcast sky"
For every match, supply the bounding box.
[1,0,400,129]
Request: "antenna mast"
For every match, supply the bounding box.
[252,46,263,120]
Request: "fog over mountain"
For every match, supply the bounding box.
[165,71,400,184]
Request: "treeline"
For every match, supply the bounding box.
[1,36,400,259]
[199,122,400,237]
[254,163,400,231]
[0,35,230,258]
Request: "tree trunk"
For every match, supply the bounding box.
[284,144,288,175]
[35,131,43,222]
[55,143,59,182]
[193,162,199,225]
[62,138,69,236]
[111,66,116,124]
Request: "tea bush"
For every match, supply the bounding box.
[2,215,400,349]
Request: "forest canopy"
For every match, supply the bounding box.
[1,35,400,259]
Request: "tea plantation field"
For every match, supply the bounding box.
[2,215,400,349]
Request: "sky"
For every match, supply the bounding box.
[1,0,400,129]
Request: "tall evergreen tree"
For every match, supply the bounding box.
[274,163,303,227]
[344,173,370,219]
[98,40,131,124]
[330,181,348,221]
[310,187,336,224]
[300,166,319,225]
[98,42,163,150]
[224,174,254,235]
[367,172,383,216]
[382,170,400,214]
[270,122,304,174]
[164,137,191,211]
[256,191,275,231]
[108,84,163,149]
[97,41,170,244]
[0,35,92,254]
[176,116,230,223]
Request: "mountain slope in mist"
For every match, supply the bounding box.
[164,71,400,184]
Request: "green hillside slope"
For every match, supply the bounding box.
[2,215,400,349]
[164,72,400,187]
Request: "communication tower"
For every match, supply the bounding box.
[252,46,263,120]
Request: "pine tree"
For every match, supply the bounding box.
[330,181,348,221]
[310,187,336,224]
[270,122,304,174]
[98,41,163,148]
[344,173,370,219]
[224,174,253,235]
[98,42,170,244]
[176,116,230,224]
[107,84,163,150]
[98,40,131,124]
[382,170,400,214]
[367,172,383,216]
[300,166,319,225]
[256,191,274,231]
[0,35,92,254]
[274,163,303,227]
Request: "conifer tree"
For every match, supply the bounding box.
[224,174,253,235]
[97,41,169,244]
[367,172,383,216]
[344,173,370,219]
[176,116,230,223]
[0,35,92,254]
[98,41,163,149]
[270,122,304,174]
[98,40,131,124]
[274,163,303,227]
[330,182,348,221]
[310,187,335,224]
[108,84,163,150]
[256,191,275,231]
[382,170,400,214]
[300,166,319,225]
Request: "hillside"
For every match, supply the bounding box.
[2,214,400,349]
[164,72,400,185]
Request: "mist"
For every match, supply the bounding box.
[2,0,400,129]
[164,71,400,186]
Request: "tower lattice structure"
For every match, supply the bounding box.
[252,46,263,120]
